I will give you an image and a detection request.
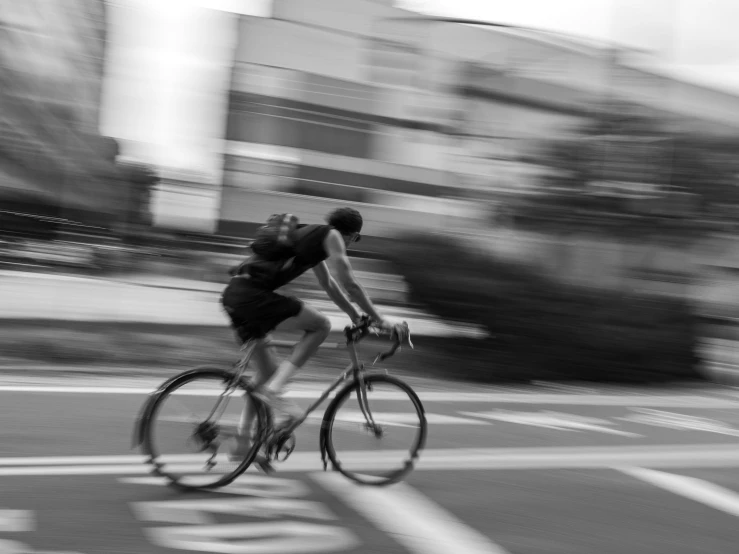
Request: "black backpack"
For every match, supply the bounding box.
[229,213,300,284]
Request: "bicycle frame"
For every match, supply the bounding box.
[220,334,381,438]
[285,341,380,434]
[132,319,414,485]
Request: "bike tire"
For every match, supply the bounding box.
[138,367,267,491]
[320,373,427,487]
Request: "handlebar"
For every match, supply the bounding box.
[343,315,413,365]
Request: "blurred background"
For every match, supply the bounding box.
[6,5,739,553]
[3,0,739,382]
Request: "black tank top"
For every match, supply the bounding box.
[269,224,331,290]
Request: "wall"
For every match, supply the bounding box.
[272,0,402,38]
[218,189,487,238]
[235,17,365,82]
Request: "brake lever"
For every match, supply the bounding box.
[372,323,412,365]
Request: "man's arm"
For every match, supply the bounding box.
[312,261,361,323]
[322,230,386,324]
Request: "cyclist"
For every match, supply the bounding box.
[221,207,391,461]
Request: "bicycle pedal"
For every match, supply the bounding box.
[276,437,296,462]
[254,454,275,474]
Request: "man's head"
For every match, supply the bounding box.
[326,207,363,246]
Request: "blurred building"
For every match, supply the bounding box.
[0,0,123,235]
[213,0,739,238]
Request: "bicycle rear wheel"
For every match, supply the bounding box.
[320,373,427,486]
[138,367,267,491]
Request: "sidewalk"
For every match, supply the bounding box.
[0,270,485,338]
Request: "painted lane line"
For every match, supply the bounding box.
[0,509,34,532]
[0,455,158,467]
[307,411,488,426]
[133,499,338,525]
[621,467,739,518]
[618,408,739,437]
[460,410,642,437]
[3,444,739,476]
[0,465,154,477]
[0,385,735,407]
[145,522,359,554]
[157,412,488,427]
[313,473,509,554]
[3,444,739,467]
[122,476,312,497]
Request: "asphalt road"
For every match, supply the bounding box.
[4,378,739,553]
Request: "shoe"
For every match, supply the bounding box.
[229,435,274,474]
[252,387,303,428]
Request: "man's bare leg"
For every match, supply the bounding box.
[235,301,331,436]
[246,304,331,425]
[262,304,332,397]
[237,338,278,440]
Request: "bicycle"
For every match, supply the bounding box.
[132,316,427,491]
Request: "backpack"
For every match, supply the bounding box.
[250,213,300,260]
[229,213,300,284]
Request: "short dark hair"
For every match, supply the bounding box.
[326,207,363,235]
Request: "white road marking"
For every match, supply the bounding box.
[133,499,337,525]
[1,444,739,476]
[621,467,739,518]
[0,540,28,553]
[157,412,487,427]
[145,522,359,554]
[0,455,206,467]
[0,386,734,407]
[0,509,34,532]
[122,475,309,497]
[618,408,739,437]
[0,465,155,477]
[313,473,508,554]
[0,510,82,553]
[309,411,485,426]
[460,410,642,437]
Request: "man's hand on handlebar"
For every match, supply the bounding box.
[345,314,413,363]
[352,314,390,332]
[352,313,391,330]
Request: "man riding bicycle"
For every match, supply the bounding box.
[221,207,392,459]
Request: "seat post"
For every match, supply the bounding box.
[243,337,261,353]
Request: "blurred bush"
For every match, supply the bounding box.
[386,231,704,384]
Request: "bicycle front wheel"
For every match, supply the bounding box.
[139,368,266,491]
[321,373,427,486]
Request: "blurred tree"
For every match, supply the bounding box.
[514,100,739,238]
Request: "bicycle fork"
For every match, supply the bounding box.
[356,372,383,438]
[317,369,384,472]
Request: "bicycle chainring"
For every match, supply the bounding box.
[193,421,220,450]
[265,428,297,462]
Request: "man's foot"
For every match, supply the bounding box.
[252,387,303,428]
[229,435,274,474]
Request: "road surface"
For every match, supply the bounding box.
[3,377,739,553]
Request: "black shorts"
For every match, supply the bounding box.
[221,276,303,343]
